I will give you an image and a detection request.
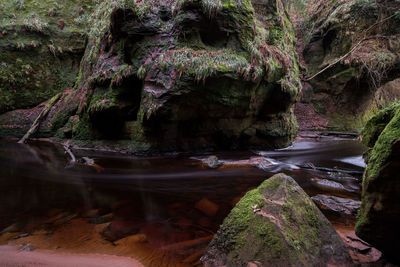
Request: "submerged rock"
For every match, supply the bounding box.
[356,103,400,263]
[195,198,219,217]
[311,194,360,217]
[201,173,352,267]
[18,243,35,252]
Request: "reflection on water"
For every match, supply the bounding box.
[0,137,366,266]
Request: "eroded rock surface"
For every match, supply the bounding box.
[0,0,94,114]
[356,102,400,263]
[201,173,352,267]
[311,194,360,217]
[0,0,301,152]
[296,0,400,131]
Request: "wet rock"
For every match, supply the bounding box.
[219,157,272,169]
[101,219,139,242]
[203,156,220,169]
[1,223,23,234]
[197,217,212,229]
[13,233,29,239]
[175,217,194,231]
[311,194,361,217]
[81,209,100,218]
[168,202,189,218]
[115,233,147,246]
[89,213,113,225]
[335,225,382,265]
[201,173,353,267]
[194,198,219,217]
[311,178,354,193]
[18,243,35,252]
[356,104,400,263]
[45,212,77,226]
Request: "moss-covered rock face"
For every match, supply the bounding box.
[298,0,400,131]
[356,102,400,263]
[201,173,352,267]
[0,0,98,113]
[0,0,301,151]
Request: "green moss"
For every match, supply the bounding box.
[361,101,400,148]
[0,0,95,113]
[363,106,400,181]
[356,103,400,243]
[205,173,347,266]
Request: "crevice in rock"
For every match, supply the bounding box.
[199,18,227,48]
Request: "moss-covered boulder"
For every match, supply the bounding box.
[356,102,400,263]
[201,173,352,266]
[0,0,301,151]
[0,0,99,113]
[297,0,400,131]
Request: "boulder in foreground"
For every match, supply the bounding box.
[201,173,352,267]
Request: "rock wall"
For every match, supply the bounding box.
[356,101,400,263]
[0,0,302,152]
[298,0,400,131]
[0,0,97,114]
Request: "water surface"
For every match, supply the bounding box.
[0,137,366,266]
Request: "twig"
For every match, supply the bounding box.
[63,145,76,163]
[304,13,397,81]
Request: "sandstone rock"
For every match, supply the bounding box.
[299,0,400,131]
[201,173,352,267]
[0,0,90,114]
[311,194,361,217]
[195,198,219,217]
[311,178,354,193]
[356,103,400,263]
[101,219,139,242]
[0,0,301,151]
[219,157,272,169]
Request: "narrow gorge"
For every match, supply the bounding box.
[0,0,399,266]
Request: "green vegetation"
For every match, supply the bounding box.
[0,0,97,113]
[361,101,400,147]
[356,102,400,252]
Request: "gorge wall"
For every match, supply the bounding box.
[0,0,302,152]
[297,0,400,131]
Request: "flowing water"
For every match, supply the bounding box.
[0,136,366,266]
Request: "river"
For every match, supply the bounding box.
[0,136,367,266]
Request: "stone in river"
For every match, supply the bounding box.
[311,194,361,217]
[195,198,219,217]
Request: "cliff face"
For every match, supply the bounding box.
[356,102,400,263]
[298,0,400,131]
[0,0,97,114]
[0,0,301,151]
